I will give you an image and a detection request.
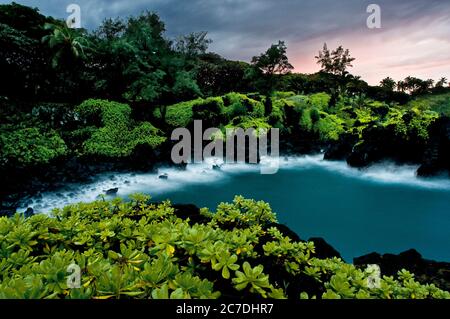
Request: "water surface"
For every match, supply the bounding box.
[25,155,450,262]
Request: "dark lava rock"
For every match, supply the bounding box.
[0,208,16,218]
[324,133,358,161]
[171,204,209,225]
[347,149,371,168]
[105,188,119,195]
[308,237,342,259]
[159,174,169,180]
[354,249,450,291]
[24,207,34,218]
[417,116,450,177]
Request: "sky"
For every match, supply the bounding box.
[3,0,450,85]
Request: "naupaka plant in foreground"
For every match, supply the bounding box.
[0,194,448,300]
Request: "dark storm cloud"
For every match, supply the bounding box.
[2,0,447,57]
[2,0,450,83]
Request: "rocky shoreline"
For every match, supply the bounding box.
[1,147,449,220]
[2,114,450,215]
[324,116,450,177]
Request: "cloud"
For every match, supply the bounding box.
[1,0,449,84]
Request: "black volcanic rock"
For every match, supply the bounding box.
[24,207,34,218]
[0,208,16,218]
[418,116,450,177]
[308,237,342,259]
[324,133,358,161]
[105,188,119,195]
[172,203,209,225]
[354,249,450,291]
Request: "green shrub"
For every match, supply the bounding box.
[222,92,265,119]
[286,95,309,111]
[83,122,166,158]
[271,91,296,99]
[225,117,272,137]
[165,94,265,129]
[165,97,225,128]
[165,99,198,127]
[299,109,314,131]
[405,109,438,142]
[0,126,67,167]
[75,99,165,158]
[192,97,225,127]
[76,99,131,127]
[315,113,345,141]
[309,92,331,111]
[0,195,448,300]
[409,93,450,116]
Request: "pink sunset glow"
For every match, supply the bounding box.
[288,11,450,85]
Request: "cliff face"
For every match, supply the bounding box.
[418,116,450,177]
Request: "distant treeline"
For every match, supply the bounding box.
[1,2,448,110]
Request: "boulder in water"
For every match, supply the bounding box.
[159,173,169,180]
[24,207,34,218]
[105,188,119,195]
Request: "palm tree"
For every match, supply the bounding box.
[435,77,448,88]
[42,23,90,68]
[380,77,396,91]
[396,80,406,92]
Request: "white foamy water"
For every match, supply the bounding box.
[20,155,450,214]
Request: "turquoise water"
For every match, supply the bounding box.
[29,156,450,262]
[153,166,450,262]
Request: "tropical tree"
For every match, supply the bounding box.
[249,40,293,101]
[315,43,355,77]
[251,41,293,76]
[380,77,396,91]
[174,31,212,57]
[435,77,448,88]
[397,80,407,92]
[42,23,90,68]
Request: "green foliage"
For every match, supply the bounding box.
[191,97,225,126]
[165,94,265,128]
[315,112,345,141]
[232,262,271,297]
[382,107,438,142]
[0,126,67,167]
[42,23,89,69]
[409,93,450,116]
[164,97,225,128]
[272,91,296,99]
[0,195,448,300]
[223,92,265,119]
[309,92,331,111]
[250,41,294,93]
[165,99,198,127]
[225,117,272,136]
[75,99,166,158]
